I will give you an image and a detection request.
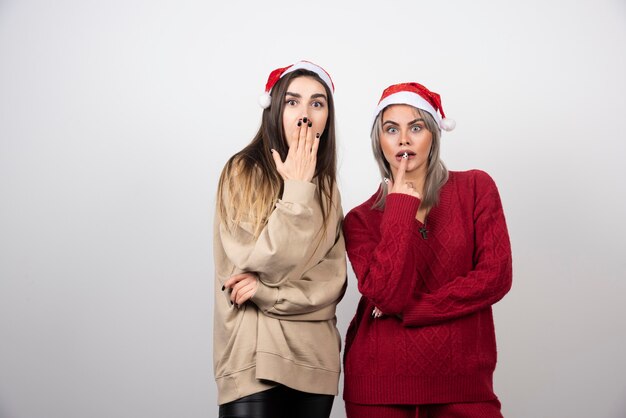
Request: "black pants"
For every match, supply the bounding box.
[218,385,334,418]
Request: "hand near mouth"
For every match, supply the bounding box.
[385,153,421,199]
[396,150,415,161]
[271,119,320,182]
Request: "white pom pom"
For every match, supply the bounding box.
[440,118,456,131]
[258,92,271,109]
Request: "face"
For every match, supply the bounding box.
[281,76,329,147]
[380,104,433,179]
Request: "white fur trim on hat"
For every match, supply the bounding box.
[440,118,456,131]
[283,61,334,93]
[259,60,334,109]
[258,92,271,109]
[372,91,441,130]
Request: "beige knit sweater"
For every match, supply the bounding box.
[213,178,347,405]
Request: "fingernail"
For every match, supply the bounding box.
[297,121,302,127]
[384,177,389,184]
[302,117,308,123]
[315,133,320,139]
[402,152,408,159]
[230,300,233,305]
[221,285,225,291]
[308,122,312,127]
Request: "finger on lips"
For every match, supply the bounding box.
[385,153,410,192]
[294,117,316,154]
[305,127,314,147]
[395,157,406,184]
[299,117,308,142]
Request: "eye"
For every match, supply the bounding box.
[411,125,423,133]
[385,127,398,134]
[311,101,325,108]
[285,99,297,106]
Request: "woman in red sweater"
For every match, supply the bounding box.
[342,82,512,418]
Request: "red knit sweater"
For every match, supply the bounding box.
[342,170,512,405]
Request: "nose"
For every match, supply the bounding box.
[399,130,411,146]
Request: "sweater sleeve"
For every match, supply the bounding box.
[219,179,320,286]
[344,193,423,316]
[251,222,347,321]
[402,172,513,327]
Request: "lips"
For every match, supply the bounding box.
[395,150,416,160]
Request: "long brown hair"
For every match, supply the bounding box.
[217,69,337,237]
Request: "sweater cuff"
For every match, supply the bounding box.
[402,294,433,327]
[251,280,279,313]
[281,180,317,204]
[382,193,421,227]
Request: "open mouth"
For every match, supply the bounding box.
[395,151,416,160]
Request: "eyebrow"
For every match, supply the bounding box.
[285,92,328,101]
[382,118,425,126]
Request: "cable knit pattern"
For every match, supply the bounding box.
[343,170,512,405]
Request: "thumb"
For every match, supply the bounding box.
[271,149,283,167]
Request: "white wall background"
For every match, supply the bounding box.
[1,1,625,417]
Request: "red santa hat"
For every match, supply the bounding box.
[258,60,335,109]
[372,82,456,132]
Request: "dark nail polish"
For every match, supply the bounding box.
[302,117,308,123]
[230,300,233,306]
[297,121,302,127]
[308,122,312,127]
[221,285,225,291]
[315,133,320,139]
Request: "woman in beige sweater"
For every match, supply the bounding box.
[213,60,347,418]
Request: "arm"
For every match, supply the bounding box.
[219,178,322,286]
[344,193,425,316]
[401,172,513,327]
[251,224,347,321]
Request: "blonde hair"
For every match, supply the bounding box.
[371,107,448,210]
[217,156,281,237]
